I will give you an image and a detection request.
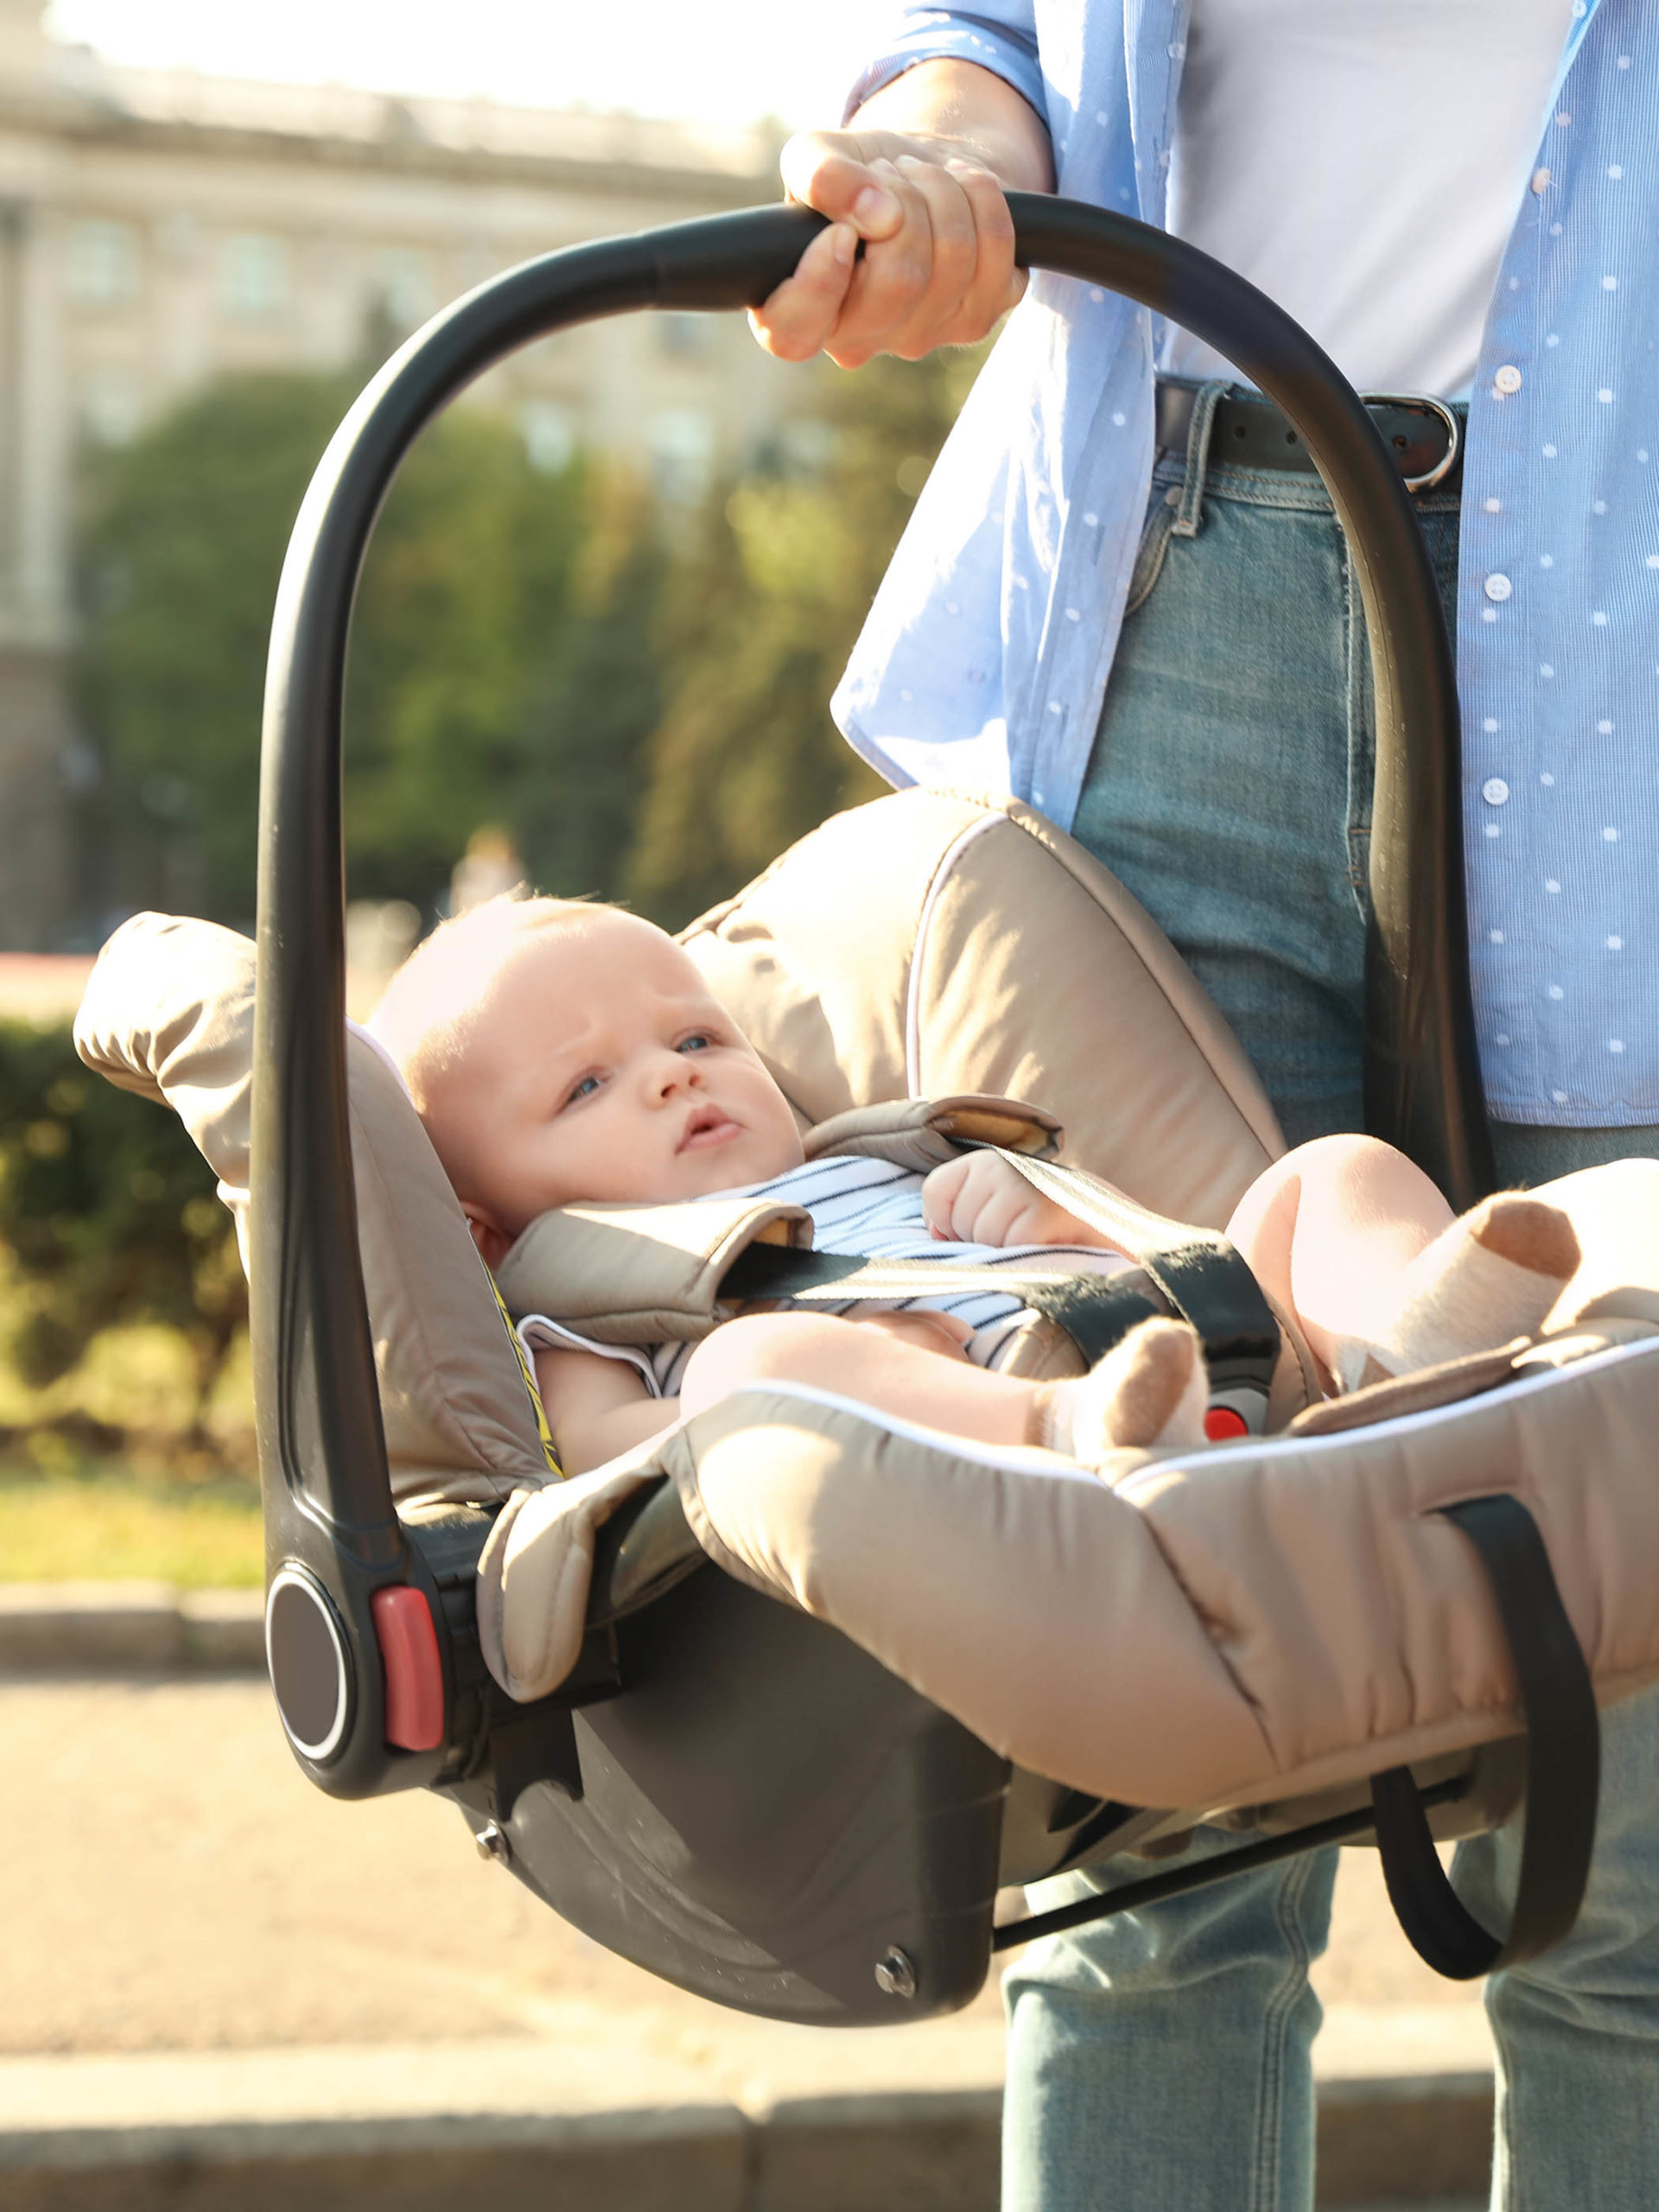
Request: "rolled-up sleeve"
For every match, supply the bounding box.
[843,4,1044,127]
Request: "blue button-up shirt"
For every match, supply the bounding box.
[832,0,1659,1127]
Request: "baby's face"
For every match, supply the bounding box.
[428,909,805,1248]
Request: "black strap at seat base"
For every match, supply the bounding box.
[995,1494,1600,1982]
[1370,1493,1599,1979]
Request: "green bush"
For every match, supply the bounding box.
[0,1021,244,1442]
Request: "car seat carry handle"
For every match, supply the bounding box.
[1370,1494,1600,1978]
[254,196,1491,1796]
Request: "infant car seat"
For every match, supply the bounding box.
[75,200,1659,2025]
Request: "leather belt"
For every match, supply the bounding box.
[1155,381,1463,495]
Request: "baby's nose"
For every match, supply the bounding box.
[651,1048,701,1095]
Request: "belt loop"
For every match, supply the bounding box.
[1173,379,1230,538]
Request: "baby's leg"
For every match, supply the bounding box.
[679,1311,1206,1458]
[1228,1135,1453,1382]
[1230,1134,1580,1390]
[680,1312,1037,1446]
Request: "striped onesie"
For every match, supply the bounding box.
[518,1152,1130,1397]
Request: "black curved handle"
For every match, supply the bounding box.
[251,200,1493,1787]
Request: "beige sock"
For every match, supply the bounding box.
[1332,1193,1581,1393]
[1033,1317,1209,1465]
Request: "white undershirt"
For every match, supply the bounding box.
[1160,0,1573,399]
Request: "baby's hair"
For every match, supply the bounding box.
[370,891,613,1112]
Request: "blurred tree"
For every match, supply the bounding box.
[509,466,668,902]
[621,348,980,929]
[74,371,593,925]
[0,1024,241,1443]
[73,342,980,942]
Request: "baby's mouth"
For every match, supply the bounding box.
[677,1104,741,1153]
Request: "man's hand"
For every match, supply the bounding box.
[748,58,1052,369]
[752,130,1023,367]
[923,1151,1107,1249]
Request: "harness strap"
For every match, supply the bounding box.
[993,1150,1282,1411]
[719,1142,1281,1421]
[1370,1493,1600,1979]
[720,1238,1169,1366]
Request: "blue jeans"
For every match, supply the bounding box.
[1008,391,1659,2210]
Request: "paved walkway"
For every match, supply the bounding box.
[2,1672,1495,2207]
[4,1673,1489,2058]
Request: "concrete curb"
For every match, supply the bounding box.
[2,1600,1495,2205]
[0,2038,1491,2211]
[0,1584,265,1672]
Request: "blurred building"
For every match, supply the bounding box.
[0,0,804,946]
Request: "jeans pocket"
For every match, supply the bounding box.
[1123,496,1177,620]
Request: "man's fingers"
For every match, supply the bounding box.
[825,156,935,360]
[760,128,1022,368]
[748,219,857,362]
[944,159,1026,330]
[880,156,977,357]
[778,130,903,237]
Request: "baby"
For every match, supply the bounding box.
[372,895,1584,1476]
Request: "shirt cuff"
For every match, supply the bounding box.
[843,12,1045,130]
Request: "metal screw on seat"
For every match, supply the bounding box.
[474,1822,509,1864]
[874,1946,918,1999]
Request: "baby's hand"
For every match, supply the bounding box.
[923,1152,1100,1248]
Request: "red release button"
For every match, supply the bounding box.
[371,1586,445,1751]
[1203,1405,1250,1442]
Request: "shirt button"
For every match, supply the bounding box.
[1482,777,1511,805]
[1494,365,1524,395]
[1484,572,1513,602]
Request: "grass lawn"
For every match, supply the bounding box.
[0,1462,263,1586]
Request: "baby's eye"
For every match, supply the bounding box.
[563,1073,603,1108]
[677,1032,715,1054]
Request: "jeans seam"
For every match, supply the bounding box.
[1124,499,1176,617]
[1173,379,1231,537]
[1341,525,1372,920]
[1251,1850,1321,2212]
[1487,1988,1519,2212]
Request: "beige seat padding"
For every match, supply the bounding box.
[74,913,553,1505]
[645,1325,1659,1811]
[498,1191,814,1346]
[477,1161,1659,1761]
[479,1321,1659,1800]
[682,787,1285,1230]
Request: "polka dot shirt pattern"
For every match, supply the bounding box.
[836,0,1657,1125]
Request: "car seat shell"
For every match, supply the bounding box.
[69,198,1652,2020]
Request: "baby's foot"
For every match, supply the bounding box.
[1034,1317,1208,1463]
[1332,1193,1581,1393]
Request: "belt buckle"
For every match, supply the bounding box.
[1358,391,1461,493]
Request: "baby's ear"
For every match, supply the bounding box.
[461,1204,512,1272]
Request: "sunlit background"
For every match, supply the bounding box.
[48,0,900,124]
[0,0,969,1516]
